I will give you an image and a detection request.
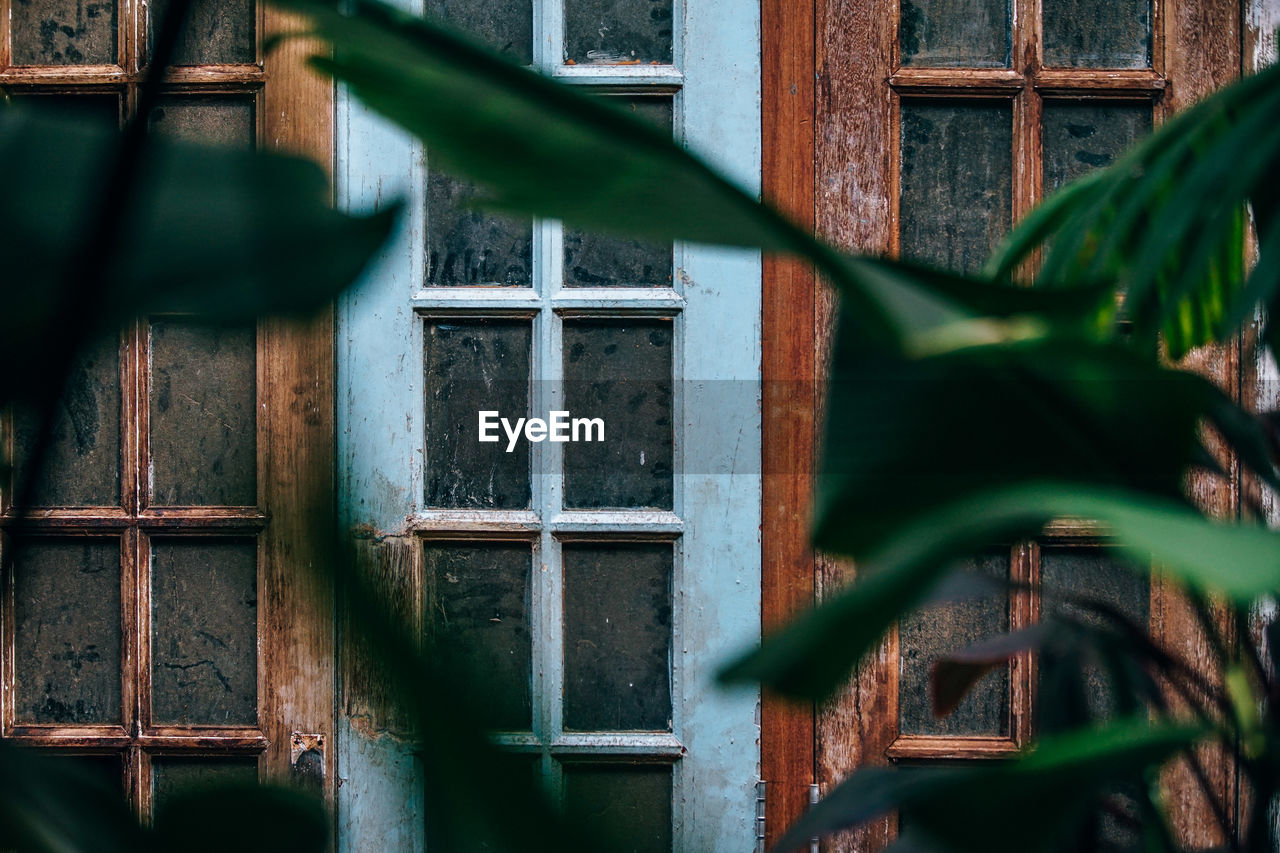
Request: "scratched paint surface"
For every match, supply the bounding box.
[564,0,673,64]
[11,0,117,65]
[900,0,1011,67]
[150,539,257,725]
[149,319,256,507]
[12,334,121,507]
[13,538,121,724]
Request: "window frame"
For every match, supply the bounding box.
[0,0,336,820]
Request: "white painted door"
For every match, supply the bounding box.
[335,0,761,848]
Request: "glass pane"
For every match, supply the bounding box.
[426,173,532,286]
[423,319,532,509]
[900,0,1011,68]
[13,539,121,724]
[1040,547,1150,725]
[8,94,120,126]
[426,0,532,64]
[151,0,256,65]
[1043,0,1151,69]
[564,0,673,64]
[50,753,124,795]
[151,539,257,725]
[898,552,1010,736]
[563,764,672,853]
[1043,103,1152,192]
[900,101,1012,274]
[12,334,121,507]
[423,543,532,730]
[563,543,672,731]
[564,98,673,288]
[562,320,673,510]
[12,0,118,66]
[152,757,258,809]
[149,319,256,507]
[149,97,255,148]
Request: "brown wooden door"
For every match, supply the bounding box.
[762,0,1253,848]
[0,0,335,823]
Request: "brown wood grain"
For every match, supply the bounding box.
[1159,0,1242,843]
[259,2,337,801]
[814,0,897,848]
[762,0,818,842]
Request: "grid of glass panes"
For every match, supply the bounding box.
[0,0,266,819]
[417,1,681,846]
[888,0,1159,758]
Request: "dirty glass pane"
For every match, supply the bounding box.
[152,758,258,810]
[151,539,257,725]
[150,0,256,65]
[12,0,118,66]
[426,172,532,286]
[13,539,121,724]
[49,754,124,795]
[1040,547,1150,725]
[899,551,1010,736]
[149,97,255,148]
[564,98,673,288]
[7,94,120,125]
[423,320,532,509]
[563,764,672,853]
[426,0,532,64]
[1043,103,1152,191]
[12,334,120,507]
[149,319,256,507]
[563,543,672,731]
[900,0,1011,68]
[562,320,673,510]
[423,543,532,730]
[564,0,673,64]
[900,101,1012,275]
[1043,0,1151,68]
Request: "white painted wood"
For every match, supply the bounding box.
[336,0,761,847]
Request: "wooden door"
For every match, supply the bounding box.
[334,0,763,848]
[0,0,335,823]
[762,0,1254,848]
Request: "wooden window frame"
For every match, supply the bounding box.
[762,0,1251,848]
[0,0,336,821]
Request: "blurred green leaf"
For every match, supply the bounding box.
[988,63,1280,358]
[773,719,1203,853]
[271,0,1124,355]
[150,782,328,853]
[0,741,142,853]
[726,482,1280,700]
[0,106,396,405]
